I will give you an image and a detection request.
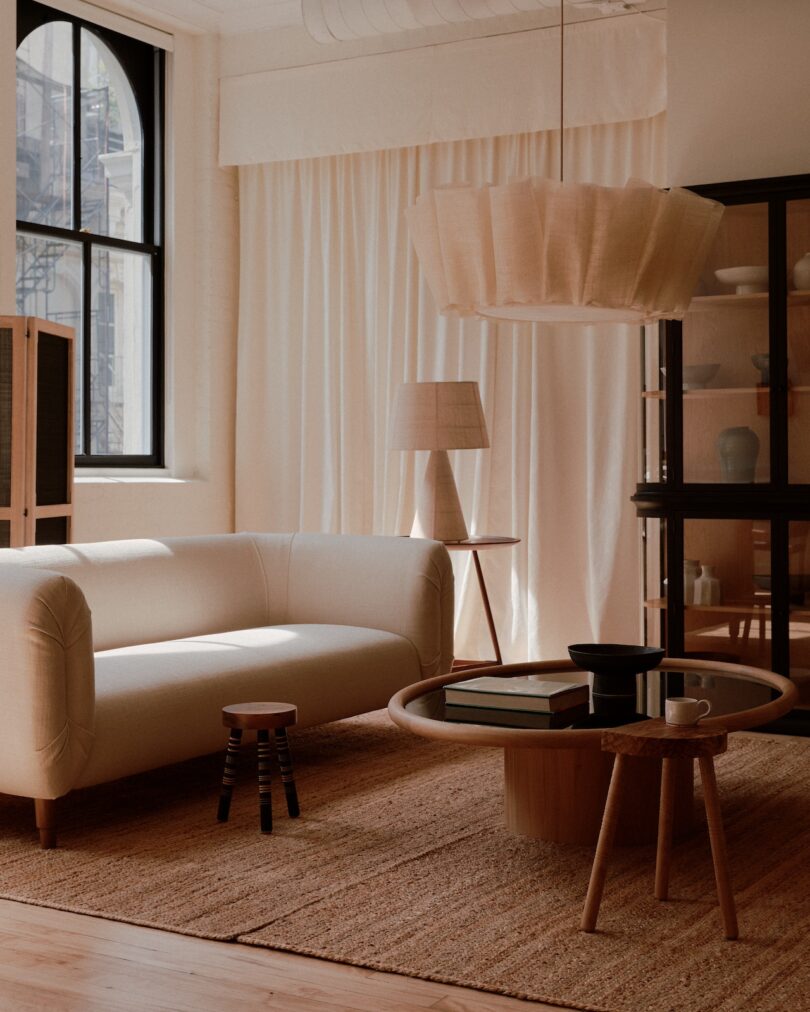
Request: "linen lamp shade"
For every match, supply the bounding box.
[406,178,725,324]
[391,381,489,543]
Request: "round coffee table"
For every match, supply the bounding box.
[388,658,797,846]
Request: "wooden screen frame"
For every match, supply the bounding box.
[0,316,74,547]
[25,318,75,545]
[0,317,28,547]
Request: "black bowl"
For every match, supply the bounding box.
[568,643,665,677]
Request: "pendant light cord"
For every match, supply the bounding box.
[559,0,565,183]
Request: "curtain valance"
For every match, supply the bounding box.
[219,15,664,167]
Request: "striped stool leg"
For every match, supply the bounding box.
[257,729,273,834]
[274,727,300,818]
[217,728,242,822]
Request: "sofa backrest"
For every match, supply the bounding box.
[0,534,292,651]
[0,532,454,677]
[253,532,454,678]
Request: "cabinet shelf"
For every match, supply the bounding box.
[645,598,772,617]
[687,289,810,311]
[642,386,810,400]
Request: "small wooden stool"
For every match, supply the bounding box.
[581,718,738,940]
[217,703,300,833]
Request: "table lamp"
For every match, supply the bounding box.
[390,381,489,543]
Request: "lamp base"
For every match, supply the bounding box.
[411,449,468,543]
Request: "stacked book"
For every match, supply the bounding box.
[444,675,590,729]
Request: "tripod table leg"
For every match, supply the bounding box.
[581,753,627,932]
[698,755,738,940]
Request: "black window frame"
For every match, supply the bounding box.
[16,0,165,468]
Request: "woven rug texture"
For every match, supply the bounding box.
[0,711,808,1012]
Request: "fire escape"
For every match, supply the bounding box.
[16,59,124,454]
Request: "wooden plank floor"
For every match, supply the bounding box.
[0,899,566,1011]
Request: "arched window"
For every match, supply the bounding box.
[15,1,164,465]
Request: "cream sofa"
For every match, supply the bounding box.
[0,532,453,847]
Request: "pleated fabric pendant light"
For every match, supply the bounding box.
[406,2,724,325]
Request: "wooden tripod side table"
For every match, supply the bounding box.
[581,718,737,940]
[444,536,520,671]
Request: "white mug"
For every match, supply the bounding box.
[665,696,712,726]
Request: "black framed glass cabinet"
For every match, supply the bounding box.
[634,173,810,734]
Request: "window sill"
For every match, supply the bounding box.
[75,472,188,485]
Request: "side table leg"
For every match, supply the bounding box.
[257,729,273,834]
[472,550,502,664]
[699,756,738,940]
[655,756,678,900]
[581,754,627,932]
[217,729,242,822]
[274,728,300,818]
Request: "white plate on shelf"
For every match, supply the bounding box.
[714,266,769,294]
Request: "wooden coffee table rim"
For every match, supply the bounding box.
[388,657,798,750]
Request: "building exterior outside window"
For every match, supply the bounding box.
[15,0,164,465]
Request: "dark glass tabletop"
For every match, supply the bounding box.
[403,664,781,732]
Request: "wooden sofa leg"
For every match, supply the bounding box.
[34,799,57,849]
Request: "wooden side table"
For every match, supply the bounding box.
[581,718,737,940]
[217,702,301,834]
[444,536,520,670]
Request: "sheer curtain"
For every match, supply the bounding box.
[235,114,666,661]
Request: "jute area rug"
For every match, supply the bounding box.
[0,712,808,1012]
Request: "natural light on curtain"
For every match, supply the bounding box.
[235,113,666,661]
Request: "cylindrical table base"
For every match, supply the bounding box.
[503,746,694,846]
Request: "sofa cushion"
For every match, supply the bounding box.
[76,624,419,787]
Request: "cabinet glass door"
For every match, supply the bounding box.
[788,520,810,711]
[787,199,810,483]
[642,328,665,482]
[643,516,666,647]
[683,518,771,669]
[682,203,770,484]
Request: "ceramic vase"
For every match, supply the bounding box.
[717,426,760,483]
[693,564,722,605]
[792,253,810,291]
[684,559,701,605]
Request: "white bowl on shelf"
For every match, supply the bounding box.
[714,266,769,294]
[661,363,720,390]
[683,363,720,390]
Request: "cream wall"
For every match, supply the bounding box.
[668,0,810,186]
[0,1,238,541]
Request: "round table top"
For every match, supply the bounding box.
[388,658,798,751]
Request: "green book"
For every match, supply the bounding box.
[444,702,589,729]
[444,675,589,713]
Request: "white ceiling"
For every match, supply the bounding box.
[98,0,664,37]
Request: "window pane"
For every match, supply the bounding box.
[16,22,74,229]
[81,30,143,242]
[90,246,152,455]
[16,232,83,454]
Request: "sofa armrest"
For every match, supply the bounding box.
[261,533,454,678]
[0,568,95,799]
